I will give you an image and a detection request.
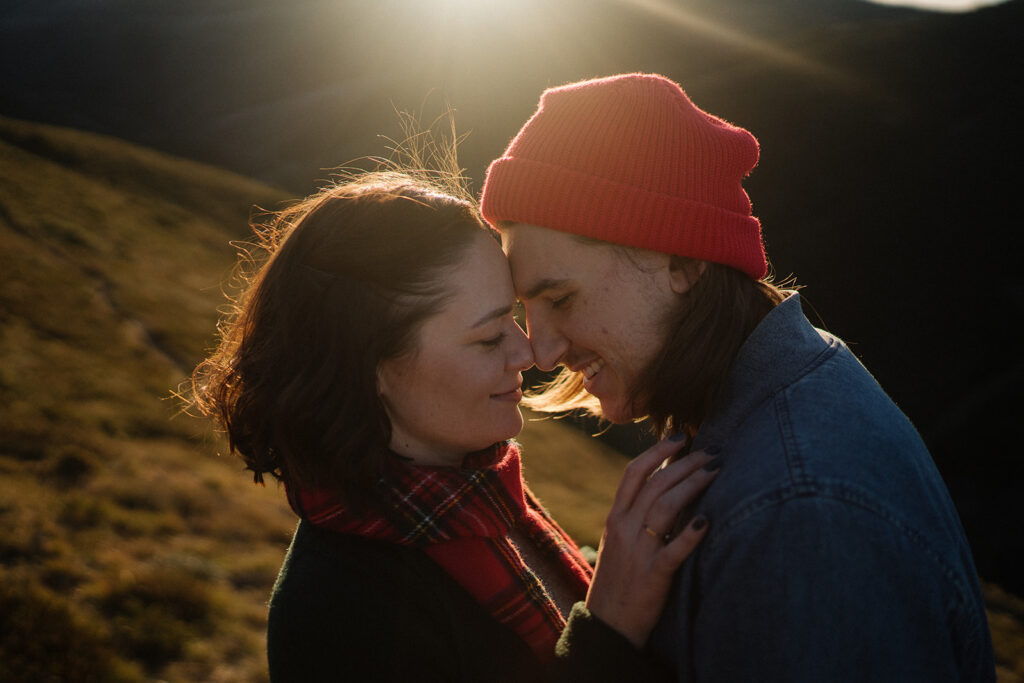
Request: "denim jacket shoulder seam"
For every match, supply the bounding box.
[785,336,841,388]
[764,340,841,482]
[774,389,806,485]
[705,480,973,608]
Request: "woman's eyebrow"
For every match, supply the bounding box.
[471,304,513,328]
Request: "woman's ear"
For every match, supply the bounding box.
[669,256,707,295]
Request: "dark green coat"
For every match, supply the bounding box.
[267,520,671,682]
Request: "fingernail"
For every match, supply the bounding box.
[704,445,721,455]
[669,432,689,442]
[691,515,708,531]
[702,456,722,472]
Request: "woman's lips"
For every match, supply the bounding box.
[491,386,523,402]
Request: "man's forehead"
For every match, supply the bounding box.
[502,222,565,248]
[509,257,574,300]
[501,224,579,295]
[503,224,570,263]
[521,277,570,301]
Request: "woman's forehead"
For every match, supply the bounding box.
[430,234,515,326]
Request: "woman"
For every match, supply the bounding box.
[189,170,718,681]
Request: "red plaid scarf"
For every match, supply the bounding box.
[286,441,592,660]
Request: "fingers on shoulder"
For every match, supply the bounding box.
[611,446,673,511]
[658,515,711,567]
[616,438,698,501]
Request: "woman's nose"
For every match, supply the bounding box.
[508,320,535,372]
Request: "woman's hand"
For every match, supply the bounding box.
[584,435,719,648]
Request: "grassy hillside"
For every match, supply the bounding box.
[0,114,297,681]
[0,116,1020,681]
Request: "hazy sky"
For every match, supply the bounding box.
[866,0,1009,10]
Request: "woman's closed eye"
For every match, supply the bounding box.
[479,333,506,349]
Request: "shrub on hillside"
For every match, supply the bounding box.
[0,573,142,682]
[96,565,219,673]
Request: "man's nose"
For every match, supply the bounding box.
[526,318,568,372]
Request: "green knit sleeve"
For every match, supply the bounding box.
[551,602,673,682]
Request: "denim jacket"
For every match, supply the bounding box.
[650,294,994,682]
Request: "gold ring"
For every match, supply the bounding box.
[643,525,663,541]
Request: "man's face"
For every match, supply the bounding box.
[503,223,687,423]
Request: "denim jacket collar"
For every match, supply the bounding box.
[693,292,835,450]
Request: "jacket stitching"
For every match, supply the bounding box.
[704,479,972,610]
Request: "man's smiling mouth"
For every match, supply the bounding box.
[581,358,605,379]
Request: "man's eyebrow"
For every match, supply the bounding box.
[472,304,513,328]
[523,278,567,300]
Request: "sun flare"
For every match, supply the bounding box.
[865,0,1009,10]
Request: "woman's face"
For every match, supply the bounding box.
[377,231,534,466]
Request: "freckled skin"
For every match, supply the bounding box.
[503,224,691,423]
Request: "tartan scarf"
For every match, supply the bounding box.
[286,441,593,660]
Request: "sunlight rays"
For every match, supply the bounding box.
[616,0,867,92]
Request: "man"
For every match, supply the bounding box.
[479,73,994,681]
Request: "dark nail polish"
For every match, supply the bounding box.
[691,515,708,531]
[669,432,689,442]
[704,445,721,455]
[702,457,722,472]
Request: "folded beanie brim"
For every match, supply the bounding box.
[482,157,767,280]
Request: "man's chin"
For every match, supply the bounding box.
[595,400,642,425]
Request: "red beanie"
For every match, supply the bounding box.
[480,73,767,280]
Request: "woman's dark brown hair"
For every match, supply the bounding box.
[524,242,791,437]
[189,172,488,504]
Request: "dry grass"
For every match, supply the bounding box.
[0,115,294,681]
[517,411,627,550]
[0,114,1020,681]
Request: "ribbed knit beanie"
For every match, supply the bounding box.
[480,73,767,280]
